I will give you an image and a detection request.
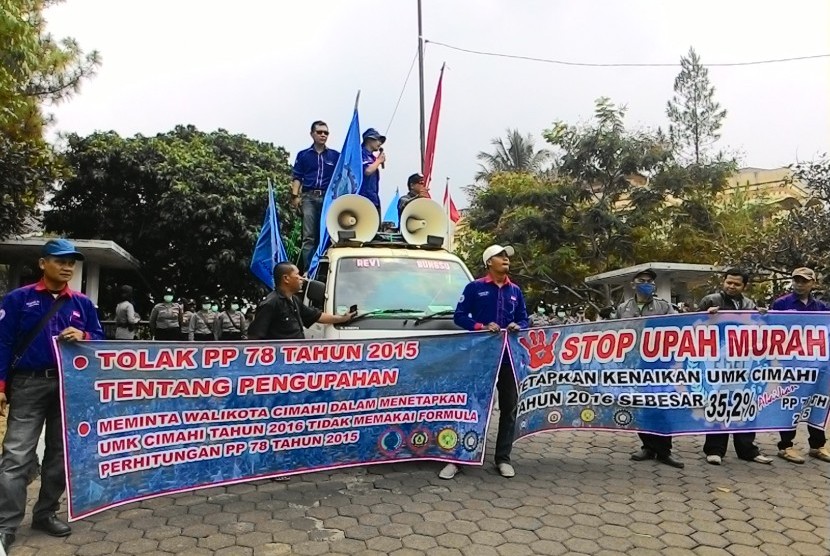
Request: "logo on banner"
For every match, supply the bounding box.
[437,428,458,450]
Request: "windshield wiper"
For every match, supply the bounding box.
[414,309,455,326]
[350,308,423,323]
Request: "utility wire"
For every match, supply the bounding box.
[425,39,830,68]
[385,48,419,135]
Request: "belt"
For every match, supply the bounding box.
[303,189,325,197]
[14,368,59,379]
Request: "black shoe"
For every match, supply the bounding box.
[31,514,71,537]
[0,532,15,551]
[631,448,656,461]
[656,453,685,469]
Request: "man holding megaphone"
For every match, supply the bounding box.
[361,128,386,216]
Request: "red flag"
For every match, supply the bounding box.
[443,180,461,223]
[422,64,445,197]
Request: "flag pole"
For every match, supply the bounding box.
[445,177,452,252]
[417,0,426,172]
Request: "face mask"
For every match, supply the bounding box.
[163,295,174,303]
[202,304,212,311]
[231,304,239,311]
[557,312,566,318]
[241,307,248,315]
[537,308,546,314]
[635,283,656,297]
[211,305,219,312]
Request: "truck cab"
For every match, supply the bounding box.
[302,194,473,339]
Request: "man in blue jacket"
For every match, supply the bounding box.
[0,239,104,551]
[440,244,528,480]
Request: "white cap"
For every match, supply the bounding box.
[482,244,515,265]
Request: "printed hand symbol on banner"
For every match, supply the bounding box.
[518,329,559,371]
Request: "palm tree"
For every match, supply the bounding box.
[475,129,551,182]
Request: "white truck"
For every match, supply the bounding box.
[303,195,473,339]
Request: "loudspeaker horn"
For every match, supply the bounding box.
[400,198,448,246]
[325,194,380,243]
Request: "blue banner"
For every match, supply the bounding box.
[508,312,830,440]
[57,333,503,520]
[250,179,289,288]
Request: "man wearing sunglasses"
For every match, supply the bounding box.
[291,121,340,272]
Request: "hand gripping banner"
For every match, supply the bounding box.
[507,312,830,441]
[56,333,503,520]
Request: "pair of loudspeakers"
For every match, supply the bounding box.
[326,194,448,245]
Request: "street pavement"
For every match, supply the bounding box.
[8,419,830,556]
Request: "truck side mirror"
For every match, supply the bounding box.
[306,279,326,307]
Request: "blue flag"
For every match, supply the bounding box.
[383,188,401,227]
[250,179,289,288]
[307,108,363,278]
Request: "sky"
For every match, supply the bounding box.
[45,0,830,211]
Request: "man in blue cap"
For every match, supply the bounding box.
[361,127,386,214]
[0,239,104,550]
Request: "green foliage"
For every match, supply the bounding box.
[462,97,747,307]
[44,126,296,300]
[0,0,100,237]
[475,129,551,182]
[666,47,727,164]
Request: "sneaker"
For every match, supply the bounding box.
[752,454,773,465]
[808,446,830,462]
[777,447,806,464]
[496,463,515,478]
[438,463,459,480]
[706,455,722,465]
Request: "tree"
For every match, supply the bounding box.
[666,47,727,164]
[44,126,297,301]
[0,0,100,237]
[475,129,551,182]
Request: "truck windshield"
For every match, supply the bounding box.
[334,257,471,317]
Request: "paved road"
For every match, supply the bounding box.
[9,420,830,556]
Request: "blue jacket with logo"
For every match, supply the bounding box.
[454,275,529,331]
[0,280,104,392]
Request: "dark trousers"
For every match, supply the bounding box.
[153,328,180,341]
[193,333,214,342]
[704,433,759,460]
[779,426,826,450]
[301,193,324,271]
[495,358,518,464]
[638,433,673,457]
[0,375,65,533]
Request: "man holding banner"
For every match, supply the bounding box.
[614,268,684,469]
[440,244,528,480]
[0,239,104,552]
[698,268,773,465]
[772,267,830,463]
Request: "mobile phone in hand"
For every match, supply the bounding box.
[349,304,358,314]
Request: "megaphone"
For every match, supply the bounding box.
[326,194,380,243]
[400,198,448,246]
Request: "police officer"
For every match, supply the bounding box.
[114,285,141,340]
[214,298,248,341]
[149,287,183,340]
[440,244,528,480]
[0,239,104,551]
[613,268,684,469]
[248,262,355,340]
[188,296,217,341]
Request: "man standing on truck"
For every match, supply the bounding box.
[248,262,356,340]
[361,128,386,216]
[291,120,341,272]
[397,173,428,222]
[440,244,528,480]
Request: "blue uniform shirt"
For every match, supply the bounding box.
[771,292,830,312]
[454,275,529,331]
[0,280,104,392]
[361,146,381,208]
[292,146,340,191]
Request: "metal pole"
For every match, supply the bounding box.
[417,0,426,172]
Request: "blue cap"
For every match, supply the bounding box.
[41,238,84,260]
[362,128,386,144]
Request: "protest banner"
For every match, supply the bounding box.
[56,333,503,520]
[508,312,830,441]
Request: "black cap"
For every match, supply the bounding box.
[634,269,657,280]
[408,173,425,187]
